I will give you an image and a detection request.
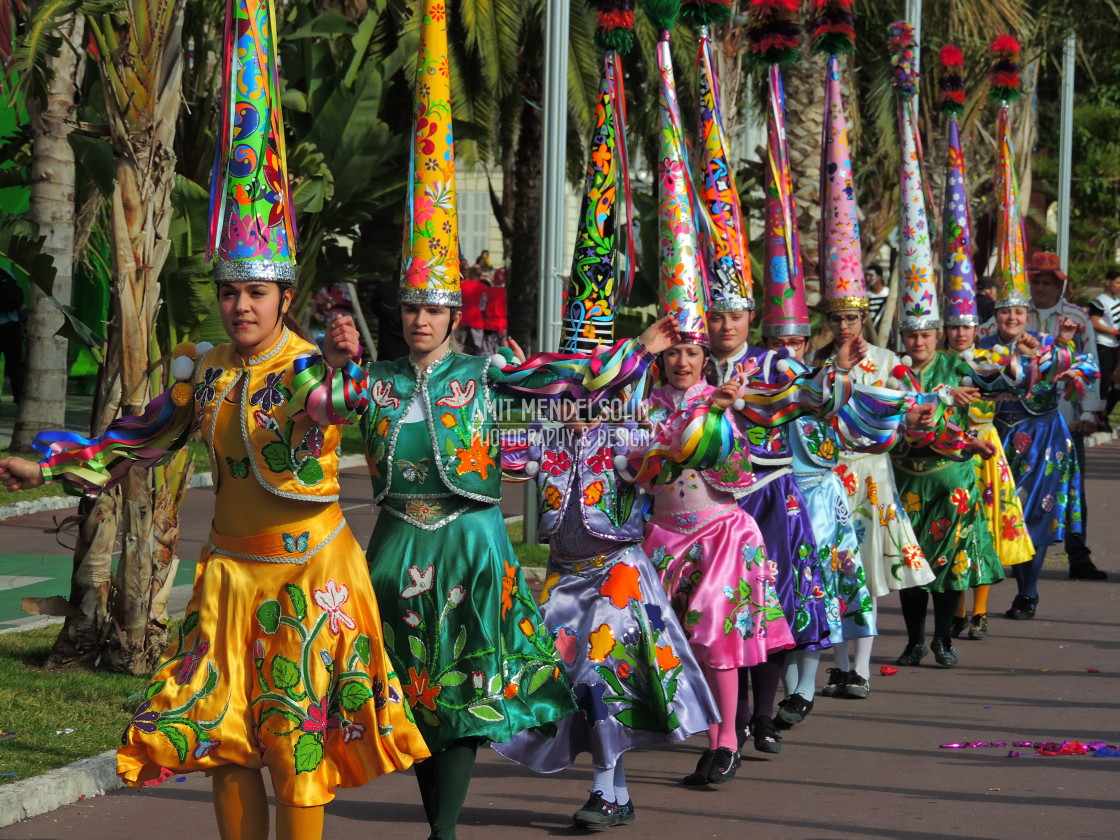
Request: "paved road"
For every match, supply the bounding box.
[1,447,1118,839]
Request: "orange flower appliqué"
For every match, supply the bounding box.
[600,562,642,609]
[455,434,496,479]
[583,480,605,506]
[403,666,441,711]
[500,561,518,618]
[865,476,879,507]
[901,544,924,569]
[655,644,681,672]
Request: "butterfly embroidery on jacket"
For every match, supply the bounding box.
[282,531,311,554]
[398,459,430,483]
[225,457,250,478]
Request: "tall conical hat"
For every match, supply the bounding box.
[559,1,636,353]
[399,0,460,307]
[939,45,979,326]
[649,0,709,345]
[814,3,865,316]
[743,0,809,335]
[989,35,1028,309]
[891,20,939,330]
[686,1,753,313]
[760,66,810,336]
[208,0,297,284]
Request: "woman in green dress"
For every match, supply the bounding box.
[338,304,677,840]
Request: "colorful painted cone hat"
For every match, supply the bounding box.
[560,1,636,353]
[891,20,939,330]
[399,0,460,307]
[760,66,810,336]
[648,0,709,345]
[939,45,979,326]
[742,0,807,336]
[685,0,753,313]
[990,35,1028,309]
[207,0,297,284]
[815,3,865,317]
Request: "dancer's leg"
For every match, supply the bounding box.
[211,765,269,840]
[276,805,324,840]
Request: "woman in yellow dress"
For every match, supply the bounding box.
[0,283,429,840]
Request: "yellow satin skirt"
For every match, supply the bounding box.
[117,504,430,806]
[974,425,1035,567]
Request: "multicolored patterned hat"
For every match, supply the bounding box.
[989,35,1028,309]
[815,3,866,316]
[760,67,810,336]
[743,0,808,335]
[891,20,939,330]
[648,0,708,345]
[207,0,297,284]
[939,45,979,327]
[559,1,636,353]
[686,1,753,313]
[399,0,461,307]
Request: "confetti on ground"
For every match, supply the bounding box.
[880,665,899,676]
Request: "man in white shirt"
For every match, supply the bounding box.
[979,252,1107,580]
[865,265,889,333]
[1088,268,1120,420]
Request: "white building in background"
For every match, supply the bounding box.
[455,165,585,275]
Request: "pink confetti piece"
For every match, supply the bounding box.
[880,665,899,676]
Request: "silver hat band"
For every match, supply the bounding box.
[994,295,1030,310]
[398,288,463,308]
[944,315,980,327]
[709,298,755,312]
[761,323,811,337]
[898,316,943,331]
[213,260,297,285]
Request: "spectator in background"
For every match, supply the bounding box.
[456,265,487,355]
[482,267,508,356]
[475,249,492,271]
[1088,268,1120,422]
[0,267,25,404]
[865,265,889,332]
[976,276,997,324]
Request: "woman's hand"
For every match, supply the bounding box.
[1015,332,1040,356]
[904,403,935,430]
[0,457,45,492]
[835,336,867,371]
[712,381,740,409]
[323,315,362,368]
[1057,316,1079,344]
[970,438,998,460]
[949,386,980,408]
[639,315,681,355]
[502,337,526,364]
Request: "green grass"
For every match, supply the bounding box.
[0,626,147,785]
[507,518,549,568]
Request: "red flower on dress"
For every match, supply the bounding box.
[435,379,477,409]
[950,487,971,514]
[585,446,614,474]
[404,666,441,711]
[1001,513,1023,540]
[541,450,572,476]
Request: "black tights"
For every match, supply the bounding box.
[899,587,962,645]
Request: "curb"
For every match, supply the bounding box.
[0,454,370,521]
[0,750,120,828]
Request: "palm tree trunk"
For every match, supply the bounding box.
[503,91,544,351]
[48,1,187,675]
[11,13,85,450]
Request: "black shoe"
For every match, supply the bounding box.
[931,637,958,667]
[1005,594,1038,620]
[968,614,988,640]
[896,642,928,666]
[1069,563,1108,580]
[775,693,814,728]
[951,615,967,638]
[707,746,741,784]
[819,666,849,697]
[573,791,621,829]
[751,715,782,754]
[616,799,635,824]
[842,669,870,699]
[682,749,717,786]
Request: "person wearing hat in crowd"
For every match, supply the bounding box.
[491,8,718,825]
[976,37,1101,619]
[0,2,431,834]
[330,5,680,836]
[1088,267,1120,422]
[935,46,1035,641]
[976,276,998,324]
